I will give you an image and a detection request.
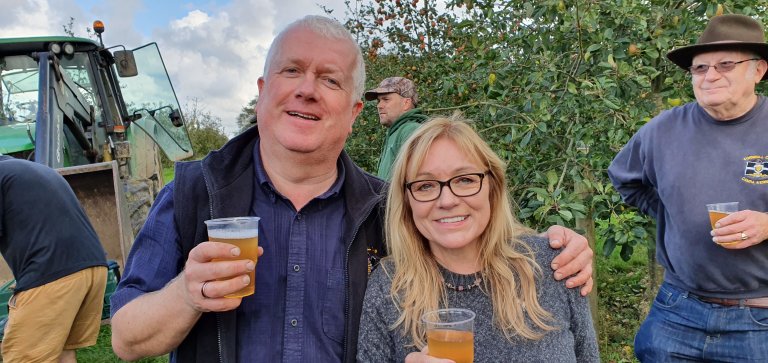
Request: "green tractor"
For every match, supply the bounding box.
[0,21,193,321]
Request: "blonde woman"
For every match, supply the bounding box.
[357,115,598,362]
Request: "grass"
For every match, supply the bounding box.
[162,166,174,185]
[596,242,657,363]
[77,325,168,362]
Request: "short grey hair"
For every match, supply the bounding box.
[263,15,366,101]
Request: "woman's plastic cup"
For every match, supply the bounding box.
[421,308,475,363]
[204,217,260,298]
[706,202,739,230]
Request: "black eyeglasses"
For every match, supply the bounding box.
[405,172,488,202]
[688,58,760,76]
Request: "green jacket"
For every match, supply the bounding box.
[377,108,428,180]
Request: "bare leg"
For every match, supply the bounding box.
[59,349,76,363]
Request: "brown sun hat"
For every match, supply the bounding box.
[364,77,419,105]
[667,14,768,80]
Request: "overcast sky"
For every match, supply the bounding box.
[0,0,349,135]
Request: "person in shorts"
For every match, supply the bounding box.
[0,155,107,362]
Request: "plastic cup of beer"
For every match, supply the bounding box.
[421,308,475,363]
[706,202,739,230]
[204,217,260,298]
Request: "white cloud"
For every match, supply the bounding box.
[0,0,350,136]
[153,1,276,135]
[0,0,82,37]
[82,0,144,45]
[171,10,211,29]
[152,0,348,135]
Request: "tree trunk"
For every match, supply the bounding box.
[574,182,598,332]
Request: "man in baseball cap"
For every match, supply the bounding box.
[365,77,427,180]
[609,14,768,362]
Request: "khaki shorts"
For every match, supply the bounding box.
[2,266,107,362]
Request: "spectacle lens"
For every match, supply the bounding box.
[688,58,759,75]
[406,172,487,202]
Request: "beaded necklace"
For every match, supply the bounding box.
[443,276,483,292]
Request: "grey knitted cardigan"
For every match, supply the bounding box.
[356,236,599,363]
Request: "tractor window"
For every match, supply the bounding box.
[0,55,40,125]
[60,53,103,126]
[0,56,38,157]
[0,53,105,129]
[116,43,192,161]
[0,54,103,159]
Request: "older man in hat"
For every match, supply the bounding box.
[365,77,428,180]
[608,14,768,361]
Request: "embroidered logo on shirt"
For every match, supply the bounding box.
[742,155,768,185]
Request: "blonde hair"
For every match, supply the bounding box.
[384,113,554,347]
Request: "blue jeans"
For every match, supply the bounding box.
[635,282,768,362]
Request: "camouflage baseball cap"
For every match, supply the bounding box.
[364,77,419,105]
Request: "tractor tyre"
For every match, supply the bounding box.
[124,178,158,237]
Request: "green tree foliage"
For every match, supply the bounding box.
[185,99,229,158]
[236,96,258,134]
[160,99,228,167]
[340,0,768,258]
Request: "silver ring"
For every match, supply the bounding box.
[740,232,749,241]
[201,281,211,299]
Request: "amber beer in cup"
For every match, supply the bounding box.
[204,217,260,298]
[706,202,739,230]
[422,308,475,363]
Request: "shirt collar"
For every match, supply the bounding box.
[252,139,346,203]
